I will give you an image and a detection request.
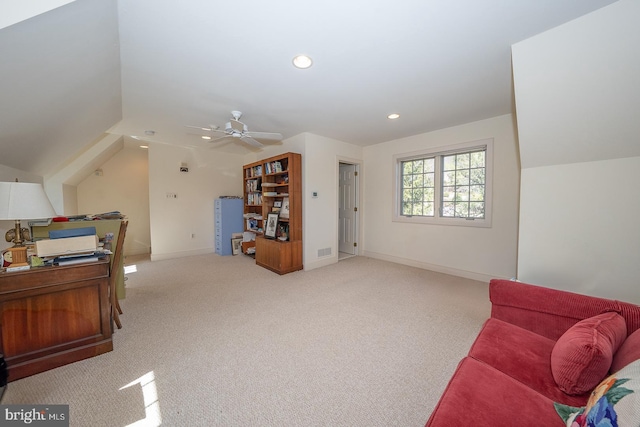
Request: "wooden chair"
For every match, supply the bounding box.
[110,220,128,329]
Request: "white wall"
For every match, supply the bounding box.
[148,143,244,260]
[44,133,124,214]
[519,158,640,303]
[362,114,520,281]
[302,134,363,270]
[62,183,78,216]
[77,145,151,256]
[513,0,640,302]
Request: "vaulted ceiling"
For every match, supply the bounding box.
[0,0,617,176]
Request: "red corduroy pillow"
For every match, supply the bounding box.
[551,312,627,395]
[611,327,640,373]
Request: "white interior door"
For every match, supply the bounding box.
[339,163,357,254]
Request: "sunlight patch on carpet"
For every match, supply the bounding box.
[124,264,138,274]
[121,371,161,427]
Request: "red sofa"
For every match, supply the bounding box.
[426,279,640,426]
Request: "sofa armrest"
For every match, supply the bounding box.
[489,279,640,341]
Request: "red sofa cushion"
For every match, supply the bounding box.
[611,327,640,372]
[426,357,565,427]
[551,312,626,395]
[468,318,589,407]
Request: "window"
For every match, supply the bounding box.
[393,139,493,227]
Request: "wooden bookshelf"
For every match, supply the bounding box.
[242,152,302,274]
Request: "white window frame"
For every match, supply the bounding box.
[392,138,493,228]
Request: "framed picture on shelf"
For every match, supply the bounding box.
[264,213,279,239]
[273,201,282,208]
[280,197,290,218]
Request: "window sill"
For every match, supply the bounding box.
[392,215,492,228]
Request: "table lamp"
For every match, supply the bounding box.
[0,181,57,267]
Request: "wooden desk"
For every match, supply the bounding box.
[0,258,112,382]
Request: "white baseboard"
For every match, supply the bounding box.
[127,248,151,256]
[150,247,213,262]
[362,250,500,283]
[304,255,338,271]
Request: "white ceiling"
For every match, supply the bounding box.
[0,0,618,175]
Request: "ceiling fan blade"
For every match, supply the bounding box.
[240,136,264,148]
[229,119,246,133]
[245,131,283,141]
[185,125,214,131]
[210,135,234,143]
[185,125,226,134]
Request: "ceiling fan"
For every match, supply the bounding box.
[187,111,283,148]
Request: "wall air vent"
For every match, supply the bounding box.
[317,247,332,257]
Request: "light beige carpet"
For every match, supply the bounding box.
[3,254,490,426]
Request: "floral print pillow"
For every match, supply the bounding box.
[555,358,640,426]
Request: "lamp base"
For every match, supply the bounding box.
[7,246,29,267]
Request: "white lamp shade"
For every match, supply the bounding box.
[0,182,57,220]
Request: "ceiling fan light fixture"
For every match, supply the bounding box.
[292,55,313,69]
[387,113,400,120]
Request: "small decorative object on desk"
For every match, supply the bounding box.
[104,232,114,251]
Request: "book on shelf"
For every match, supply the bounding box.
[246,178,261,192]
[265,161,284,174]
[246,165,262,178]
[247,193,263,205]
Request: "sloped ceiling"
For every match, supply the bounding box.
[512,0,640,169]
[0,0,618,177]
[0,0,121,176]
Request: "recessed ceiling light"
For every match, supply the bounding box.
[387,113,400,120]
[292,55,313,69]
[139,145,148,149]
[201,135,212,140]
